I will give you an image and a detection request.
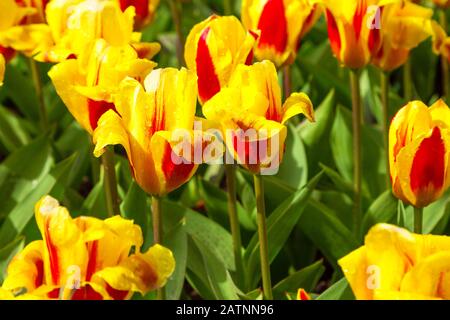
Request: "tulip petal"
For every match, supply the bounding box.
[0,54,4,86]
[34,196,88,287]
[282,92,315,124]
[2,241,45,294]
[92,244,175,297]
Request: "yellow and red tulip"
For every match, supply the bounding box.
[297,288,311,300]
[321,0,398,69]
[1,196,175,300]
[117,0,160,29]
[241,0,321,68]
[0,0,52,60]
[339,223,450,300]
[93,67,204,196]
[203,60,314,175]
[49,38,157,134]
[184,15,258,104]
[389,100,450,208]
[372,1,444,72]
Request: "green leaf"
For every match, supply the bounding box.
[316,278,355,300]
[300,90,336,175]
[245,172,322,287]
[0,154,76,246]
[273,260,325,299]
[299,198,359,268]
[198,178,256,231]
[362,190,398,235]
[276,124,308,189]
[162,200,235,271]
[121,181,149,241]
[165,222,188,300]
[0,105,31,152]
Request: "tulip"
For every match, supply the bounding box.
[389,100,450,210]
[40,0,158,62]
[321,0,397,69]
[93,67,201,196]
[297,288,311,300]
[372,1,441,72]
[241,0,321,68]
[117,0,160,29]
[185,15,258,104]
[203,60,314,299]
[0,196,175,300]
[203,60,314,175]
[339,223,450,300]
[49,38,157,134]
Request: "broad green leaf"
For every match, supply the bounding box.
[0,105,31,152]
[165,222,188,300]
[199,178,256,231]
[362,190,398,235]
[245,172,322,287]
[273,260,325,299]
[277,124,308,189]
[299,199,359,268]
[121,181,149,243]
[316,278,355,300]
[0,154,76,246]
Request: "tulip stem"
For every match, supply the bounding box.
[225,164,245,289]
[380,71,391,189]
[101,147,121,217]
[350,70,362,239]
[414,207,423,234]
[253,174,273,300]
[440,9,449,101]
[168,0,184,67]
[403,59,413,101]
[29,59,48,129]
[151,195,166,300]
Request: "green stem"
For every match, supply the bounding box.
[380,71,391,189]
[403,59,413,101]
[414,207,423,234]
[168,0,184,67]
[253,174,273,300]
[225,165,245,289]
[350,70,362,238]
[101,146,121,217]
[440,9,449,101]
[151,195,165,300]
[29,59,48,129]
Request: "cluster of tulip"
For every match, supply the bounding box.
[0,0,449,300]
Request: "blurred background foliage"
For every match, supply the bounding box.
[0,0,449,300]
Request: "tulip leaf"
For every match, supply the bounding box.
[362,190,398,235]
[0,105,31,153]
[162,200,235,272]
[121,181,150,243]
[245,172,322,288]
[165,222,188,300]
[300,90,336,175]
[424,189,450,234]
[276,124,308,190]
[0,136,54,219]
[198,178,256,231]
[299,198,359,268]
[80,179,108,219]
[273,260,325,299]
[0,154,77,247]
[316,278,355,300]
